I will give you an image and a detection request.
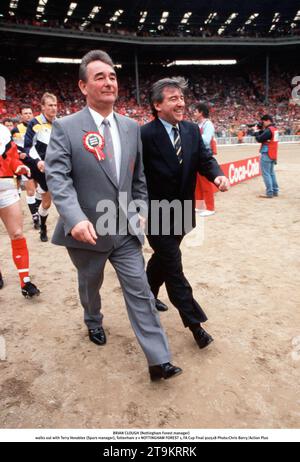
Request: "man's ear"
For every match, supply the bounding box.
[78,80,87,96]
[154,102,161,114]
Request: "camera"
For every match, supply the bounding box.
[246,122,263,136]
[247,122,263,130]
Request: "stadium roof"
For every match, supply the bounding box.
[1,0,300,34]
[0,0,299,65]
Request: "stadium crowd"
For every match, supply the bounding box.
[1,65,300,136]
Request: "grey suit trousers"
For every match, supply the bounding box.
[67,235,171,366]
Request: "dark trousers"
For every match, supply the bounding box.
[146,234,208,327]
[23,156,48,191]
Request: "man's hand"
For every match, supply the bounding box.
[71,220,98,245]
[37,160,45,172]
[15,165,31,177]
[214,176,230,192]
[19,152,27,160]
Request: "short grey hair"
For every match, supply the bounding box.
[79,49,114,82]
[150,77,188,117]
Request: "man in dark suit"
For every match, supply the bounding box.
[141,77,229,349]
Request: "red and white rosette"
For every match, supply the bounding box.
[83,132,105,161]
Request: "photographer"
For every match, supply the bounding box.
[254,114,279,198]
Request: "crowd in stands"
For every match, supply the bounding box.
[1,64,300,136]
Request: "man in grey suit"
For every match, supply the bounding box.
[45,50,181,381]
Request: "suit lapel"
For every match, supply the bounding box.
[179,122,193,193]
[152,119,181,175]
[81,106,118,189]
[114,113,129,190]
[81,106,98,133]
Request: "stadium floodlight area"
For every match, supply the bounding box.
[167,59,237,66]
[64,2,77,24]
[37,57,81,64]
[37,57,122,67]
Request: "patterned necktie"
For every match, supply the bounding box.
[102,118,118,184]
[172,126,183,165]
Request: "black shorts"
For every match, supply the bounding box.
[22,157,48,192]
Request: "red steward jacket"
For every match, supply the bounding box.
[0,140,24,177]
[261,126,279,161]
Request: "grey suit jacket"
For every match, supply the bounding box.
[45,106,148,252]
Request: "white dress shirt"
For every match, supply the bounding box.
[158,117,179,146]
[88,107,122,182]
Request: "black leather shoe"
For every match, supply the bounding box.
[0,272,3,290]
[155,299,168,312]
[191,326,214,349]
[88,327,106,346]
[149,362,182,381]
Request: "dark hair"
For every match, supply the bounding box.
[3,118,13,124]
[195,102,209,118]
[79,49,114,82]
[261,114,273,123]
[150,76,188,117]
[20,105,32,113]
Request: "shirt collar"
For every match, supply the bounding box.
[88,107,114,128]
[40,113,48,124]
[158,117,179,136]
[198,118,208,127]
